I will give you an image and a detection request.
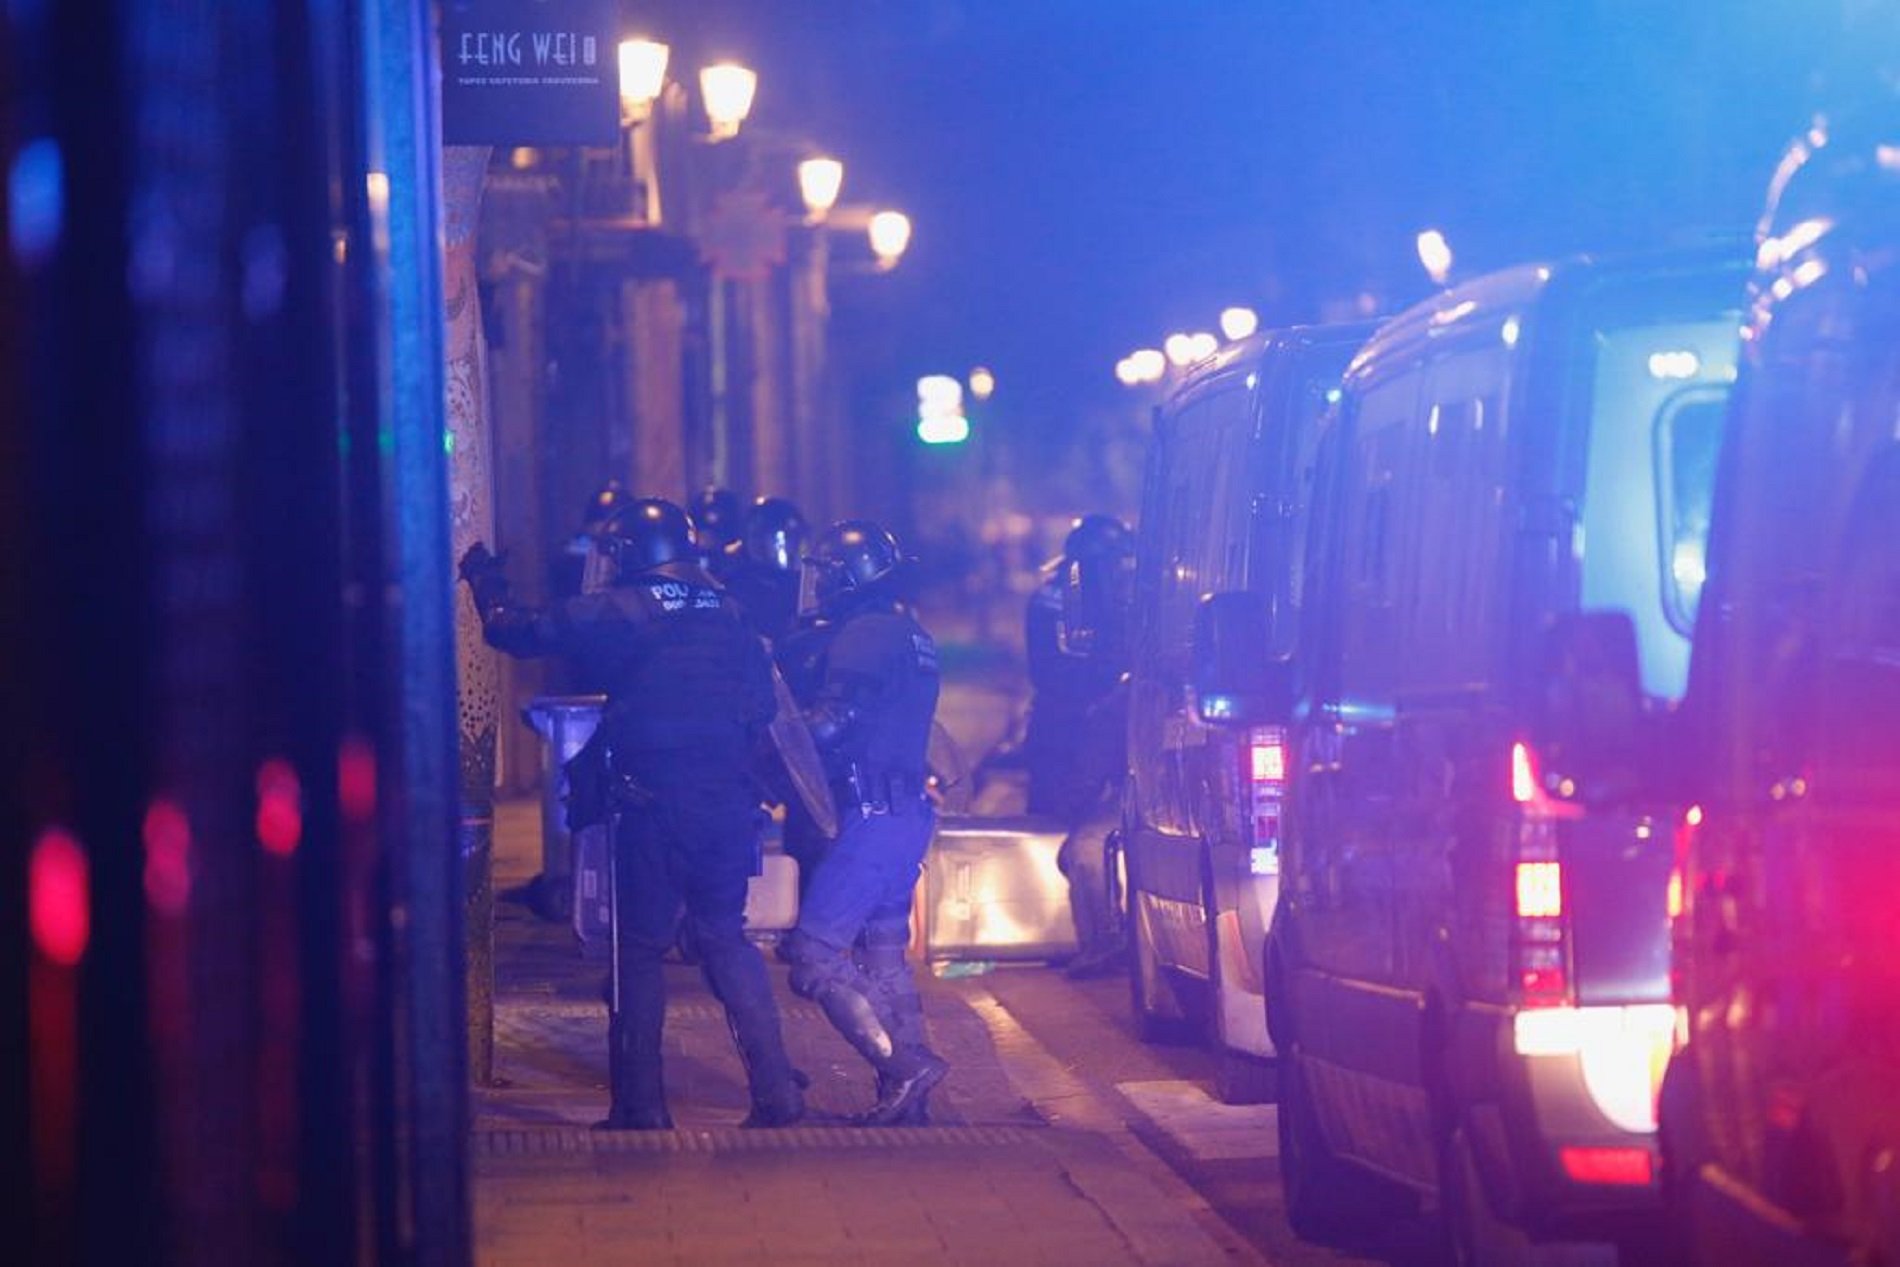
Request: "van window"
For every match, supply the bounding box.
[1578,318,1737,702]
[1257,372,1344,658]
[1402,346,1511,692]
[1654,388,1725,635]
[1151,383,1253,681]
[1337,374,1418,705]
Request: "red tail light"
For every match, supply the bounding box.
[1243,727,1287,876]
[1511,741,1573,1009]
[1559,1146,1654,1186]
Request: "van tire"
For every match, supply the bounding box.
[1278,1051,1414,1245]
[1215,1049,1275,1105]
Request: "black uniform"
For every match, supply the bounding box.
[782,523,947,1125]
[468,551,802,1129]
[724,555,802,646]
[1023,525,1133,976]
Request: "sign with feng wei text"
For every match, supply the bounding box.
[441,0,619,147]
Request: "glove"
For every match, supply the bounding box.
[457,541,500,585]
[457,542,511,613]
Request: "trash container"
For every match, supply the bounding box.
[521,694,606,924]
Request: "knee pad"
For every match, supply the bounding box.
[786,931,853,1000]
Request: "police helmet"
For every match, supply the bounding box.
[1061,513,1134,564]
[582,479,633,533]
[801,519,905,615]
[599,498,695,579]
[690,485,744,553]
[741,496,810,574]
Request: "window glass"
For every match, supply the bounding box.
[1653,390,1725,635]
[1578,318,1738,701]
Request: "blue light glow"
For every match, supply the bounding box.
[9,138,64,265]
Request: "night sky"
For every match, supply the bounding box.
[642,0,1888,483]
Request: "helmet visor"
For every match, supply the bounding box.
[579,540,616,594]
[797,556,824,619]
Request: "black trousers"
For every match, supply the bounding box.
[609,758,793,1114]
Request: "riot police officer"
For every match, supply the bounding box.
[723,495,809,646]
[551,479,634,601]
[1024,514,1135,977]
[459,497,804,1129]
[782,520,948,1124]
[690,484,744,579]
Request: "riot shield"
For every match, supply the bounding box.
[768,661,839,839]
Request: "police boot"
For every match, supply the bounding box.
[863,933,939,1125]
[807,980,943,1123]
[596,966,672,1130]
[698,929,805,1128]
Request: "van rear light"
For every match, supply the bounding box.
[1512,740,1537,804]
[1515,860,1563,918]
[1559,1146,1653,1186]
[1511,740,1575,1009]
[1242,727,1287,876]
[1514,1004,1674,1133]
[1250,738,1287,784]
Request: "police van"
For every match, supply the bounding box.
[1116,323,1374,1103]
[1662,106,1900,1267]
[1245,249,1747,1257]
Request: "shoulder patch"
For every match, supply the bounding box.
[911,631,939,675]
[643,577,721,614]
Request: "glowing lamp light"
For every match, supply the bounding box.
[797,156,845,221]
[30,827,89,966]
[917,414,971,444]
[1128,348,1166,383]
[617,39,670,121]
[1115,357,1141,387]
[1163,333,1196,367]
[916,373,968,444]
[699,63,757,141]
[968,366,996,401]
[1219,306,1260,341]
[1648,349,1702,380]
[868,211,912,270]
[143,799,193,917]
[1417,228,1453,285]
[1187,331,1219,362]
[256,757,304,857]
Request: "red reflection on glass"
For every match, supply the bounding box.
[256,758,303,856]
[338,735,376,822]
[30,828,89,966]
[142,798,193,915]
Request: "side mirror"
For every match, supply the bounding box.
[1532,611,1645,793]
[1191,591,1292,725]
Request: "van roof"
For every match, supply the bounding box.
[1347,246,1750,384]
[1163,320,1380,410]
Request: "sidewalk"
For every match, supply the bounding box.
[472,797,1254,1266]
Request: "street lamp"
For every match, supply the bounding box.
[797,156,845,222]
[868,210,912,271]
[968,366,995,401]
[1128,348,1165,383]
[617,38,670,123]
[1417,228,1453,286]
[1219,306,1259,341]
[699,63,758,141]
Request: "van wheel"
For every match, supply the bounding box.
[1440,1122,1607,1266]
[1128,900,1195,1045]
[1215,1048,1275,1105]
[1278,1051,1414,1245]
